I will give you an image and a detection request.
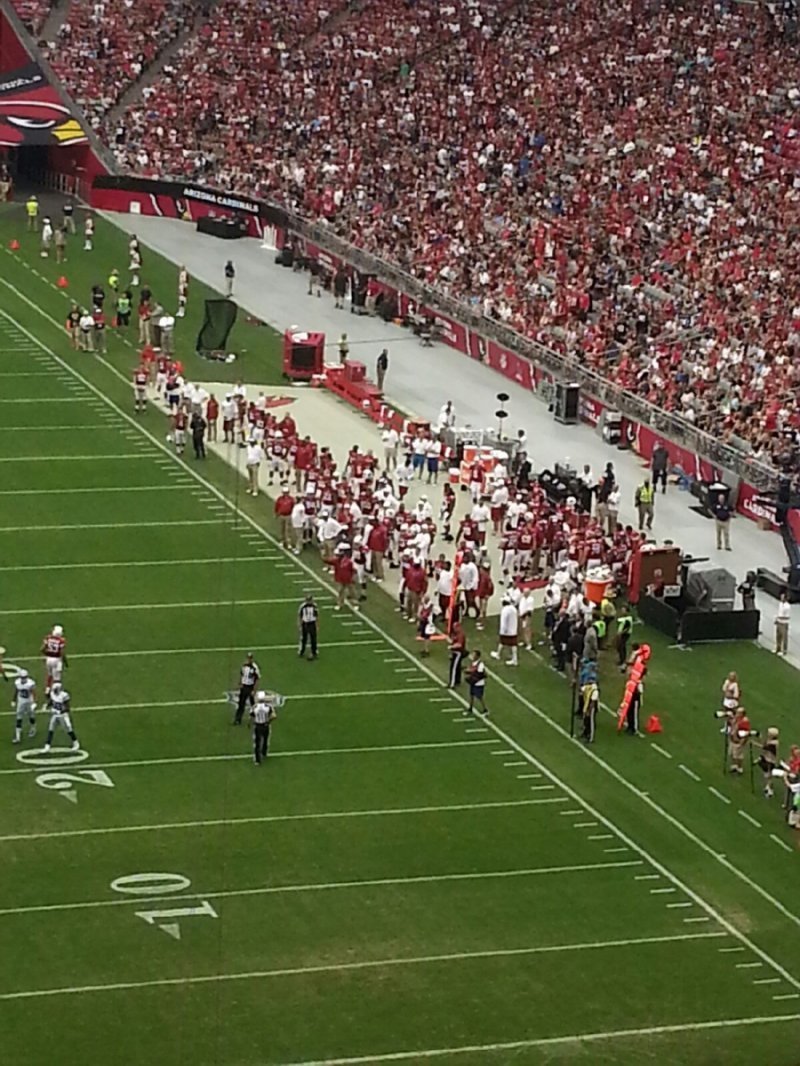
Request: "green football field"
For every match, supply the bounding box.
[0,204,798,1066]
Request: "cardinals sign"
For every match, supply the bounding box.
[0,63,86,147]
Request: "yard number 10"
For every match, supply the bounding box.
[110,872,219,940]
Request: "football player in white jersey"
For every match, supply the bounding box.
[43,682,80,753]
[12,669,37,743]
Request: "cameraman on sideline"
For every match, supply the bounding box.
[758,728,780,798]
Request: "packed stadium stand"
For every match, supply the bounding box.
[17,0,800,470]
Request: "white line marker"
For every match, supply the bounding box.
[770,834,793,854]
[651,744,672,760]
[0,932,729,1002]
[0,519,224,533]
[0,739,497,778]
[4,295,798,989]
[0,689,432,718]
[560,809,583,816]
[490,751,516,757]
[753,978,781,985]
[738,810,762,830]
[0,597,323,617]
[428,697,453,704]
[719,947,746,953]
[683,917,710,924]
[573,822,598,829]
[12,640,378,664]
[708,787,731,805]
[604,848,629,855]
[679,765,701,782]
[0,798,563,845]
[503,761,527,768]
[773,994,800,1001]
[588,834,613,841]
[0,452,146,461]
[0,860,645,917]
[464,728,487,734]
[0,556,265,574]
[530,785,555,792]
[393,667,418,674]
[634,874,660,881]
[667,902,694,909]
[0,485,176,497]
[736,962,764,969]
[650,887,676,895]
[517,773,541,780]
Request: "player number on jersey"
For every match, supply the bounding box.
[110,872,219,940]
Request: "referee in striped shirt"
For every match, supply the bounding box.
[298,594,319,660]
[233,653,260,725]
[251,691,277,764]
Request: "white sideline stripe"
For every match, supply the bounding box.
[770,834,794,854]
[12,640,379,663]
[0,861,643,916]
[0,597,327,617]
[708,787,732,806]
[0,932,729,1002]
[0,485,177,497]
[0,453,145,461]
[667,902,694,909]
[0,397,85,404]
[0,519,224,533]
[738,810,762,830]
[679,764,701,782]
[651,744,672,760]
[650,888,676,895]
[0,798,565,845]
[0,739,497,778]
[268,1014,800,1065]
[0,556,265,573]
[3,296,798,987]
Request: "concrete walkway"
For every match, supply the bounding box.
[107,212,800,668]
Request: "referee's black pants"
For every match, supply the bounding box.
[448,650,464,687]
[254,723,271,763]
[300,622,318,658]
[235,684,254,724]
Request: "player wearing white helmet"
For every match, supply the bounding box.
[12,669,37,743]
[41,624,67,695]
[43,682,80,753]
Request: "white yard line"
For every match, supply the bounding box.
[0,860,644,917]
[269,1014,800,1065]
[0,556,265,573]
[0,798,566,845]
[0,485,177,497]
[0,519,225,533]
[11,640,379,663]
[0,597,326,617]
[0,688,437,717]
[738,810,762,830]
[0,453,146,461]
[678,765,700,782]
[0,739,497,778]
[650,744,672,760]
[1,294,797,990]
[0,932,730,1003]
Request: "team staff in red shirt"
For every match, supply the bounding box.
[206,394,219,441]
[366,520,389,581]
[403,559,428,623]
[274,487,295,548]
[333,547,359,610]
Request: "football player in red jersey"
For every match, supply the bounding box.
[133,363,149,412]
[41,624,68,696]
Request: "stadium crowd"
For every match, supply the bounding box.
[15,0,800,472]
[103,0,800,470]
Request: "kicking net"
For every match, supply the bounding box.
[196,299,238,353]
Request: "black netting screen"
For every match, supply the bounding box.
[196,299,237,353]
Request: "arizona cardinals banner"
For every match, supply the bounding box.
[0,62,87,146]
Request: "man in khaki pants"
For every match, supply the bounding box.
[775,593,790,655]
[712,493,732,551]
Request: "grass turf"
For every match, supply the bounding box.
[0,208,798,1065]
